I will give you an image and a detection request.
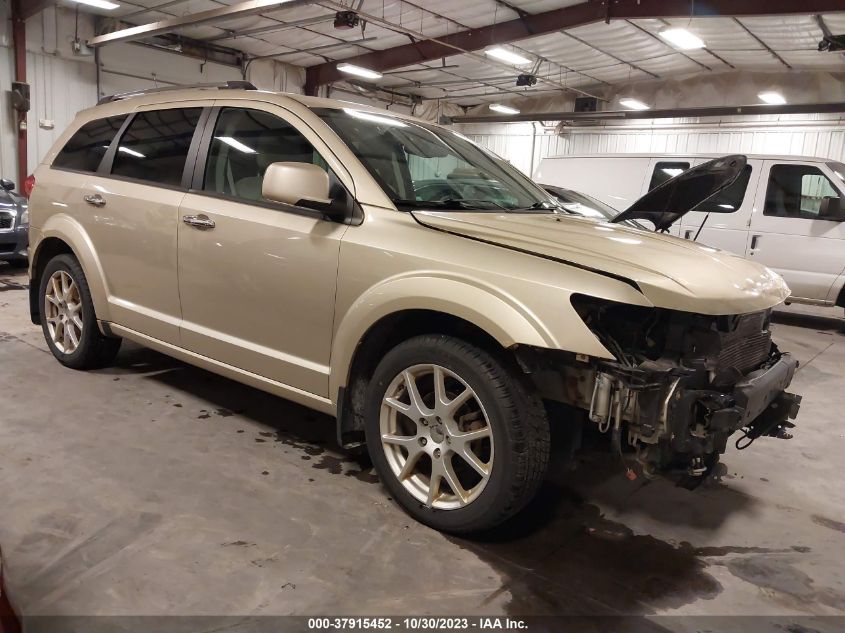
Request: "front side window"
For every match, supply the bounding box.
[317,108,555,212]
[764,164,842,219]
[203,108,326,203]
[111,108,203,187]
[53,115,127,173]
[649,161,690,191]
[693,164,752,213]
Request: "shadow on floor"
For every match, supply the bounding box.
[92,343,774,617]
[772,310,845,333]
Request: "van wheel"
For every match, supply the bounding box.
[364,335,550,533]
[39,254,121,369]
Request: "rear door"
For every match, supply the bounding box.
[747,160,845,302]
[77,103,208,344]
[176,102,351,397]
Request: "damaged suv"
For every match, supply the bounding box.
[27,83,800,532]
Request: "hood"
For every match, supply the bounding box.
[612,155,746,231]
[412,210,790,315]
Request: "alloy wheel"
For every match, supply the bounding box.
[379,364,494,510]
[44,270,83,354]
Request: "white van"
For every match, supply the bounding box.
[535,153,845,309]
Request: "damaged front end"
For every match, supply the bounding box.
[524,295,801,485]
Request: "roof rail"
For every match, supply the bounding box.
[97,80,257,105]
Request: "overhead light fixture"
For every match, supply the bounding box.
[337,63,383,80]
[67,0,121,9]
[758,91,787,105]
[620,98,650,111]
[117,146,145,158]
[215,136,257,154]
[343,109,408,127]
[659,28,705,50]
[489,104,520,115]
[662,168,685,177]
[485,47,532,65]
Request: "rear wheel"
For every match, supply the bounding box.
[39,254,121,369]
[364,335,550,533]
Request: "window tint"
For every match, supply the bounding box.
[53,115,127,173]
[203,108,326,202]
[694,164,752,213]
[111,108,202,187]
[764,164,842,219]
[649,161,690,190]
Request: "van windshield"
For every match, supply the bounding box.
[316,108,557,212]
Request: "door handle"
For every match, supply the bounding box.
[749,234,761,253]
[182,214,215,230]
[83,194,106,208]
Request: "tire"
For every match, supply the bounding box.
[364,334,550,533]
[38,254,121,369]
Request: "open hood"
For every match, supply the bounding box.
[611,155,746,231]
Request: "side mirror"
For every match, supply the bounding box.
[0,179,15,192]
[262,162,332,207]
[819,196,845,220]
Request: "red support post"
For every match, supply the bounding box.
[10,0,27,188]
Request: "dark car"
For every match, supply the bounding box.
[0,179,28,268]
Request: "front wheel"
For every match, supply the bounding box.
[364,335,550,533]
[38,254,121,369]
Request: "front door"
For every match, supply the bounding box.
[177,104,350,397]
[747,160,845,302]
[679,159,762,256]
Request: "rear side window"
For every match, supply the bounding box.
[53,115,127,173]
[764,164,842,219]
[694,164,752,213]
[202,107,326,203]
[111,108,203,187]
[649,161,690,190]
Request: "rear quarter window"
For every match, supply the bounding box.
[52,115,128,173]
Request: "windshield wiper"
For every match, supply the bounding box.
[393,198,508,211]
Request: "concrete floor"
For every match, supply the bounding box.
[2,261,845,626]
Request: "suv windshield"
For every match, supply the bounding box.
[317,108,556,212]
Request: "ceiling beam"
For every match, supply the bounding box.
[21,0,56,20]
[449,101,845,124]
[305,0,845,93]
[87,0,316,47]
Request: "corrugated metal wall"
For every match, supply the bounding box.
[463,114,845,177]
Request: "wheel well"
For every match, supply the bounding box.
[29,238,74,324]
[337,309,509,448]
[836,284,845,308]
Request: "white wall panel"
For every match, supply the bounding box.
[464,115,845,177]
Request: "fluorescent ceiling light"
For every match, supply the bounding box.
[117,146,145,158]
[337,63,383,80]
[758,91,786,105]
[215,136,257,154]
[659,28,705,50]
[485,47,531,65]
[489,104,520,115]
[662,168,685,177]
[343,108,408,127]
[620,98,650,111]
[67,0,121,9]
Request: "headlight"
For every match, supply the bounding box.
[19,208,28,225]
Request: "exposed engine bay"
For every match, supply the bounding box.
[518,295,801,485]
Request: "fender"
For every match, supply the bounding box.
[328,271,613,398]
[33,214,113,322]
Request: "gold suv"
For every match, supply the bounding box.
[27,83,801,532]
